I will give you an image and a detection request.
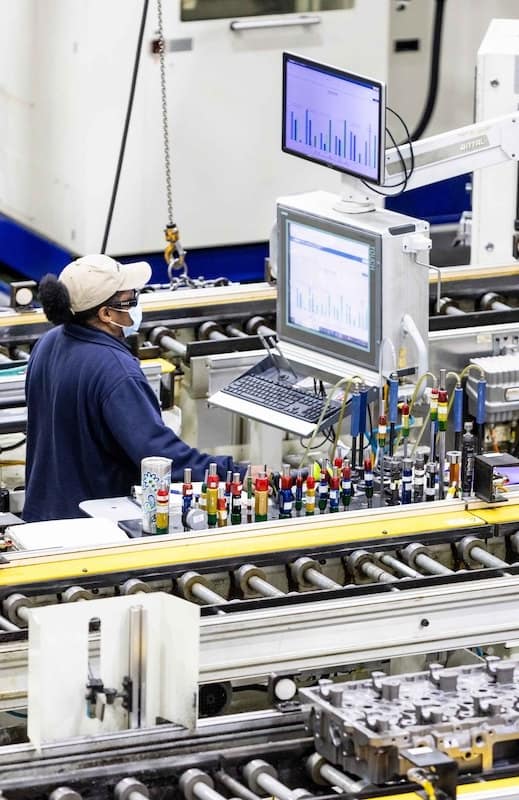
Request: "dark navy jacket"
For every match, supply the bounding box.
[24,324,237,521]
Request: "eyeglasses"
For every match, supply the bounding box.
[107,290,140,310]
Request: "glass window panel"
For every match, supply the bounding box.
[181,1,353,22]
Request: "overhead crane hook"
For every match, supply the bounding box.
[156,0,188,282]
[164,223,188,279]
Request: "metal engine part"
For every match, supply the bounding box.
[301,657,519,785]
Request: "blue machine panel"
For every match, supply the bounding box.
[385,174,472,226]
[1,173,470,286]
[0,213,268,284]
[0,213,73,280]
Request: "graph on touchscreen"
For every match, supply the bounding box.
[284,57,382,181]
[287,222,371,352]
[293,287,368,330]
[287,110,378,170]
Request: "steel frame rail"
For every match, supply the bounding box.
[2,572,519,711]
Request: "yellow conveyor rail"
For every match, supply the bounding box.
[0,506,488,588]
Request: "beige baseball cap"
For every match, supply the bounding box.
[59,254,152,314]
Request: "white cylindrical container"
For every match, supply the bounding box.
[141,457,172,533]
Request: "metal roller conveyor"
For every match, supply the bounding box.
[180,769,229,800]
[0,501,494,592]
[401,543,454,576]
[438,296,465,316]
[0,713,314,797]
[243,759,302,800]
[49,788,83,800]
[215,771,261,800]
[177,571,228,606]
[306,753,366,794]
[1,709,519,800]
[3,592,32,626]
[374,552,421,578]
[3,587,92,628]
[225,324,249,339]
[6,571,519,712]
[149,326,187,358]
[0,501,517,716]
[114,778,150,800]
[290,557,343,590]
[120,578,152,595]
[0,550,492,625]
[61,586,93,602]
[511,532,519,556]
[0,613,21,632]
[244,316,277,339]
[458,535,510,569]
[198,321,231,343]
[0,499,518,630]
[0,509,518,799]
[237,564,286,598]
[348,550,398,584]
[0,282,277,339]
[479,292,513,312]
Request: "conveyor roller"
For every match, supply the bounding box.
[115,778,149,800]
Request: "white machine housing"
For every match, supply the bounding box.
[472,18,519,266]
[1,4,518,261]
[275,190,430,386]
[27,592,200,748]
[0,0,391,257]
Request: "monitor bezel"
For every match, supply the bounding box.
[277,204,382,372]
[282,51,387,187]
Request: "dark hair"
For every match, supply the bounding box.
[38,274,115,326]
[38,274,74,325]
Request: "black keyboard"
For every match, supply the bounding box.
[221,373,342,425]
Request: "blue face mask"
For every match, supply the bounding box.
[110,304,142,337]
[123,304,142,337]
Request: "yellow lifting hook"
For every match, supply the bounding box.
[164,224,187,274]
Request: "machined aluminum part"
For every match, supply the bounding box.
[301,658,519,784]
[467,353,519,422]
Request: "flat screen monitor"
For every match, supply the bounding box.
[277,204,382,372]
[282,52,386,185]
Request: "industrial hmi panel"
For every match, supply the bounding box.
[277,205,382,371]
[282,52,386,185]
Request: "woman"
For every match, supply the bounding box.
[24,254,243,521]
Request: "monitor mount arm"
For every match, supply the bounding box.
[335,112,519,213]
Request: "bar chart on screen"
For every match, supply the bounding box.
[287,108,378,169]
[283,55,383,182]
[287,222,371,351]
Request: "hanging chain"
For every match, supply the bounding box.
[156,0,187,276]
[157,0,173,228]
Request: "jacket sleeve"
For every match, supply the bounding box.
[101,373,236,482]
